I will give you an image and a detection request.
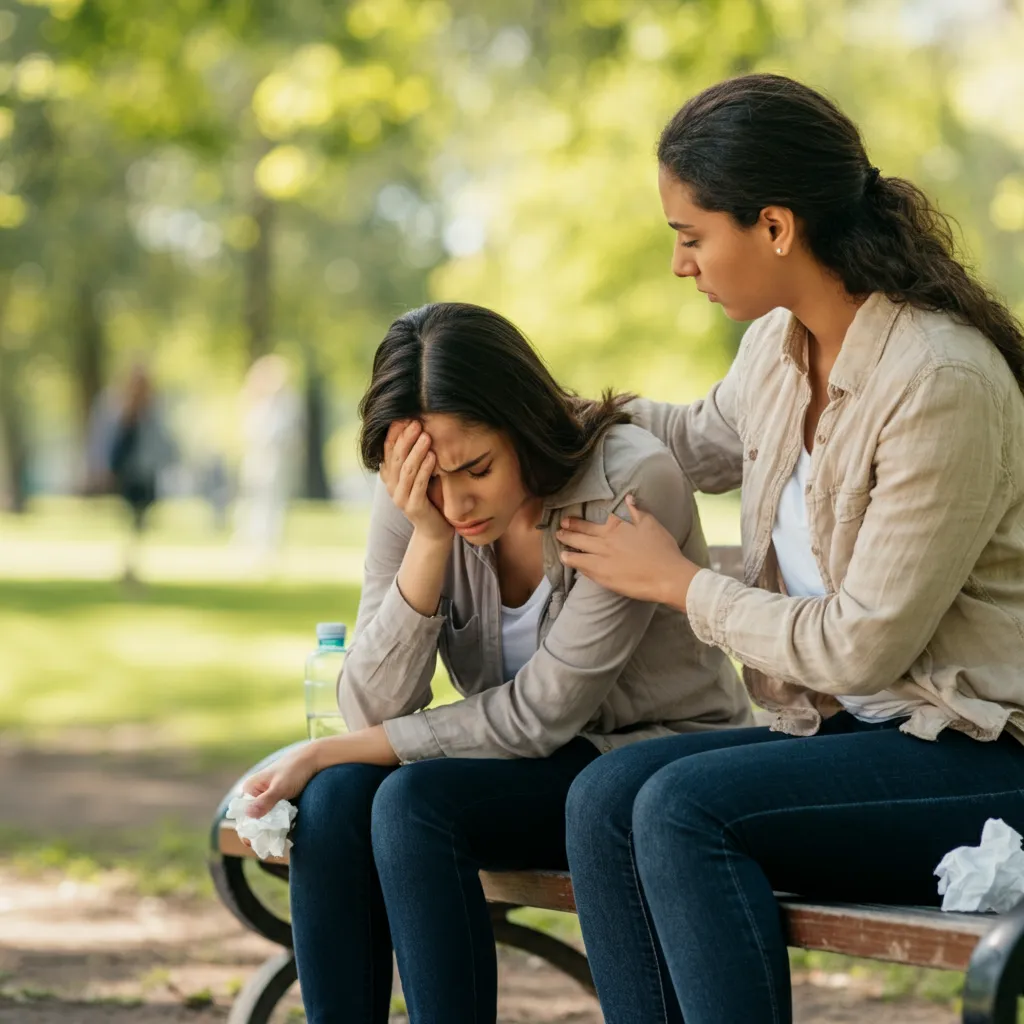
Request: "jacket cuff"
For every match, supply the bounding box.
[376,578,445,648]
[383,711,445,763]
[686,568,742,650]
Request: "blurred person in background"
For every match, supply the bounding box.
[233,354,303,565]
[87,364,175,586]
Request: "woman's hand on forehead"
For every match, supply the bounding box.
[380,419,451,543]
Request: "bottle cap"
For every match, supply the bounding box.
[315,622,347,643]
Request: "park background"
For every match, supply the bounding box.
[1,0,1023,1021]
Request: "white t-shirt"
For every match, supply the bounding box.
[771,448,925,724]
[501,577,552,681]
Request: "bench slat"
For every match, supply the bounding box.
[218,822,994,970]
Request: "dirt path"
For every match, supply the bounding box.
[0,741,958,1023]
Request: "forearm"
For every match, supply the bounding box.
[396,529,452,616]
[309,724,400,770]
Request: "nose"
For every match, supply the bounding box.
[672,245,698,279]
[439,477,475,522]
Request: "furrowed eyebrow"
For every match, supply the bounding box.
[436,451,491,475]
[668,221,694,230]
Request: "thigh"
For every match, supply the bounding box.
[639,726,1024,905]
[293,761,395,852]
[373,738,600,870]
[567,725,781,833]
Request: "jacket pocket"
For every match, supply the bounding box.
[438,613,483,693]
[833,487,870,523]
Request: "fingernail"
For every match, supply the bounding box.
[561,519,569,527]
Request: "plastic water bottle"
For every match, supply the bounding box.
[305,623,348,740]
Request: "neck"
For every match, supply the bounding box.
[506,495,545,534]
[787,260,867,360]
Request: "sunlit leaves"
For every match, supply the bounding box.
[991,176,1024,233]
[255,145,319,200]
[0,193,27,228]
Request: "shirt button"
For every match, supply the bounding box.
[804,483,812,496]
[816,432,827,445]
[747,448,758,461]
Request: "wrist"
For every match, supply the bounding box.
[306,735,342,773]
[411,526,454,555]
[661,555,699,612]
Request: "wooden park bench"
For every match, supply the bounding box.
[209,545,1024,1024]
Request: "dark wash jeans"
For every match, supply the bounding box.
[565,712,1024,1024]
[288,736,598,1024]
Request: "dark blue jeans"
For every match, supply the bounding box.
[288,737,598,1023]
[565,713,1024,1024]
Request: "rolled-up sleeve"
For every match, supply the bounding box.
[337,479,443,729]
[383,448,694,760]
[686,364,1009,695]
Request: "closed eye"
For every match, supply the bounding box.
[468,465,492,479]
[681,239,699,248]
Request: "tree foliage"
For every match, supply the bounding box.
[0,0,1021,503]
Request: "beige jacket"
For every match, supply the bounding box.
[338,423,753,761]
[632,293,1024,743]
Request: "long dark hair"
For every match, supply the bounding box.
[658,73,1024,389]
[358,302,632,496]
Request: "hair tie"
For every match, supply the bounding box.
[865,165,881,191]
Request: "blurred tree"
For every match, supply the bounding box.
[1,0,1021,505]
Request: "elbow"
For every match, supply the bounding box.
[813,635,898,697]
[337,680,376,731]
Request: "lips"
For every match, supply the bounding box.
[450,517,492,536]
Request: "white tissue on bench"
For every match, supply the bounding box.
[935,818,1024,913]
[225,793,297,860]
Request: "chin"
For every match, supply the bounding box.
[724,298,775,322]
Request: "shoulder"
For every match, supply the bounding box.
[887,307,1017,408]
[599,423,691,503]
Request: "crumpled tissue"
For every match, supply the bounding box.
[935,818,1024,913]
[225,793,297,860]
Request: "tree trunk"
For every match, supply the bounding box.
[0,280,27,513]
[0,348,28,514]
[302,348,330,500]
[74,280,105,491]
[244,193,274,364]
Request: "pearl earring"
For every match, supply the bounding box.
[775,247,783,255]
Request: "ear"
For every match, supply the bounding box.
[758,206,797,257]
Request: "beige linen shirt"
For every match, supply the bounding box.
[338,423,753,762]
[632,293,1024,743]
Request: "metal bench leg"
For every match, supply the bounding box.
[489,904,595,995]
[226,949,298,1024]
[962,899,1024,1023]
[209,852,293,947]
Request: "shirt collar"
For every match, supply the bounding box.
[537,430,615,528]
[780,292,903,396]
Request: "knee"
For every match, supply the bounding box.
[631,761,722,868]
[292,762,387,853]
[565,749,650,853]
[370,762,447,853]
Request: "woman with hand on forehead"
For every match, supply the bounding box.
[558,73,1024,1024]
[239,301,751,1023]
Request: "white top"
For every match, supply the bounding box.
[772,448,926,724]
[501,577,552,681]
